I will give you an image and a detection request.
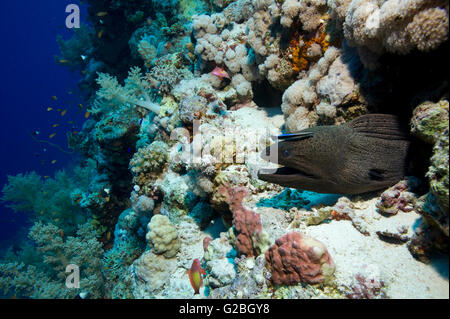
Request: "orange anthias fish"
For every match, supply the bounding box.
[211,66,230,79]
[186,259,206,295]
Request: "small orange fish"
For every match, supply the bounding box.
[97,11,108,17]
[98,29,104,38]
[59,230,64,238]
[186,259,206,295]
[52,96,58,101]
[72,131,79,135]
[78,104,83,109]
[61,110,67,116]
[59,59,69,64]
[51,160,57,164]
[44,176,50,179]
[49,133,56,139]
[53,124,60,128]
[85,111,90,119]
[47,107,53,111]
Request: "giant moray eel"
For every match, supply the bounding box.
[258,114,418,195]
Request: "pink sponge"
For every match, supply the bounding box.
[265,232,335,285]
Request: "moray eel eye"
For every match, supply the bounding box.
[283,149,290,158]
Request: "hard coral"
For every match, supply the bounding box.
[146,215,180,258]
[219,185,264,256]
[331,0,449,65]
[409,99,449,245]
[146,53,194,95]
[179,95,209,125]
[410,99,449,145]
[281,0,329,31]
[130,141,169,176]
[265,231,335,285]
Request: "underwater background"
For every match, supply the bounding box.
[0,0,448,299]
[0,1,87,246]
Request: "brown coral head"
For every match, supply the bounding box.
[265,232,335,285]
[219,184,263,257]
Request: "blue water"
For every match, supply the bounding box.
[0,1,87,247]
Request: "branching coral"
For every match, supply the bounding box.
[0,222,104,298]
[1,172,43,213]
[92,67,160,115]
[146,53,194,95]
[1,164,105,234]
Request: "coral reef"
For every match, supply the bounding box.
[329,0,449,67]
[407,99,449,261]
[0,222,104,298]
[146,215,181,258]
[265,231,335,285]
[376,179,420,215]
[218,185,271,256]
[130,141,169,177]
[2,0,448,300]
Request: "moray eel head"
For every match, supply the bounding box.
[258,129,327,190]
